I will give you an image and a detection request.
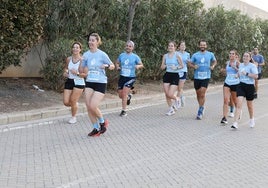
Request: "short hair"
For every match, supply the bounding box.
[127,40,135,48]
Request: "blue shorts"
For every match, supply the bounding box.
[117,76,136,90]
[179,72,187,80]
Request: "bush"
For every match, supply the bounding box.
[40,38,73,91]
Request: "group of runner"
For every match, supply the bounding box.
[156,39,265,129]
[62,33,264,136]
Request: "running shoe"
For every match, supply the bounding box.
[196,106,204,120]
[180,96,186,107]
[165,109,175,116]
[228,112,234,118]
[220,117,228,124]
[127,94,132,105]
[100,119,109,134]
[172,99,181,111]
[119,110,127,117]
[88,128,100,137]
[231,122,238,129]
[249,119,255,128]
[68,117,77,124]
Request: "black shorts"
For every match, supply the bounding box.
[163,72,180,85]
[194,79,209,90]
[118,76,136,90]
[224,83,238,92]
[236,82,255,101]
[85,82,106,94]
[64,78,85,90]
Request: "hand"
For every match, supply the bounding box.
[63,72,69,78]
[210,65,215,70]
[171,65,178,70]
[70,68,77,74]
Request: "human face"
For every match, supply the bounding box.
[88,36,98,50]
[168,42,176,52]
[243,52,251,63]
[199,41,207,52]
[253,48,258,55]
[229,51,236,60]
[178,42,186,51]
[125,42,134,53]
[72,43,81,55]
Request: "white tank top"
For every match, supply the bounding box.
[68,58,81,79]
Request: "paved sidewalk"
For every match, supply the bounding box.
[0,79,267,188]
[0,82,199,126]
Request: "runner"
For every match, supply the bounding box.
[115,40,144,117]
[63,42,86,124]
[231,52,258,129]
[251,47,265,99]
[188,39,217,120]
[79,33,115,136]
[176,41,190,108]
[220,50,240,124]
[160,41,183,116]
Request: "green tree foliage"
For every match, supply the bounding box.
[3,0,268,84]
[0,0,48,73]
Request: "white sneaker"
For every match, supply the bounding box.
[180,96,185,107]
[68,117,77,124]
[165,109,175,116]
[249,119,255,128]
[228,112,234,118]
[231,122,238,129]
[172,100,180,111]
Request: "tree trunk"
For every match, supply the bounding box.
[127,0,140,41]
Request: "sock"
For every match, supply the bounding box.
[93,122,99,130]
[98,117,104,124]
[230,106,234,113]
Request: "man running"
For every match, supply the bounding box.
[188,39,217,120]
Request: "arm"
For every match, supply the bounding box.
[176,54,183,69]
[115,59,121,70]
[136,61,144,70]
[210,60,217,70]
[188,60,198,70]
[160,55,166,70]
[78,58,88,78]
[104,62,115,70]
[63,57,70,77]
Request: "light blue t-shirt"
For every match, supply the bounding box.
[239,63,258,85]
[191,51,216,79]
[177,51,190,73]
[252,54,265,73]
[165,53,180,73]
[118,52,141,77]
[224,61,240,85]
[82,49,112,83]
